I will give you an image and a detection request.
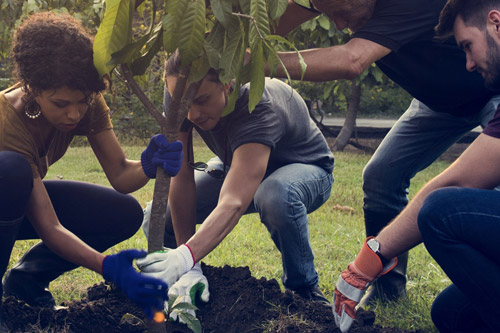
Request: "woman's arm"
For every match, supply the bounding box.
[28,177,105,273]
[186,143,271,261]
[88,129,149,193]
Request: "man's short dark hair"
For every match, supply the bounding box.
[436,0,500,39]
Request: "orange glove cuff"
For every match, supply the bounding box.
[352,237,384,281]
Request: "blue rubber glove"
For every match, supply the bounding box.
[141,134,183,178]
[102,249,169,319]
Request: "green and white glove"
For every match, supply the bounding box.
[136,244,195,288]
[167,263,210,322]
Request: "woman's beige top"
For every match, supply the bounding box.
[0,84,112,178]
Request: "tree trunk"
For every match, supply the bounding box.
[332,80,362,151]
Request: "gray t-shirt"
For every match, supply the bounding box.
[182,78,334,175]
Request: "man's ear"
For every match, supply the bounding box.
[488,10,500,36]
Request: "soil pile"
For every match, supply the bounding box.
[2,264,419,332]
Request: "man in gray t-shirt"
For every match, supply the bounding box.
[139,53,334,320]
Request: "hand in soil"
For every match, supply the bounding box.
[167,263,209,322]
[102,249,168,319]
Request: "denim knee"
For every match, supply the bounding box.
[254,179,292,229]
[418,187,459,238]
[0,151,33,220]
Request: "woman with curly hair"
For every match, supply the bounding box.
[0,11,182,328]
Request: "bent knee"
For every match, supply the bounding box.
[418,187,460,234]
[0,151,32,187]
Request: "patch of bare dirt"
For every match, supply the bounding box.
[1,264,421,333]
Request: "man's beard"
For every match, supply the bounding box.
[484,32,500,91]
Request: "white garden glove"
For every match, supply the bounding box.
[167,263,210,322]
[136,244,195,288]
[141,200,153,241]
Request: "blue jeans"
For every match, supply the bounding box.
[164,157,333,290]
[363,96,500,216]
[418,187,500,332]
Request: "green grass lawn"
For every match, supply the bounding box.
[10,137,453,332]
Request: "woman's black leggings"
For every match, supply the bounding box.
[0,151,143,283]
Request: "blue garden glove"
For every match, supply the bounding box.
[141,134,183,178]
[136,244,195,289]
[333,237,397,332]
[167,263,209,322]
[102,249,169,319]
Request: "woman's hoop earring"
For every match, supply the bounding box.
[24,101,41,119]
[21,87,41,119]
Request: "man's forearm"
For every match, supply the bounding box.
[376,177,450,259]
[274,47,360,81]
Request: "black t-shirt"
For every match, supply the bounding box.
[181,78,334,175]
[353,0,495,116]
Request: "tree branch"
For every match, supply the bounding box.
[120,65,167,128]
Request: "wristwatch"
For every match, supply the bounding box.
[367,238,389,265]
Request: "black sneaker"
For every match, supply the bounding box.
[3,269,56,308]
[292,285,331,305]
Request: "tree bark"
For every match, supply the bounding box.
[332,80,362,151]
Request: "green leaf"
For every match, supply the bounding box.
[206,21,226,51]
[204,40,222,69]
[178,0,206,66]
[318,15,330,30]
[171,302,199,311]
[130,27,164,75]
[265,34,307,80]
[267,0,287,19]
[93,0,135,77]
[219,29,243,84]
[188,55,210,83]
[371,67,384,83]
[210,0,233,28]
[177,312,202,333]
[163,0,189,53]
[108,33,150,66]
[293,0,310,8]
[248,40,265,112]
[249,0,270,48]
[238,0,250,13]
[263,41,290,81]
[167,295,179,310]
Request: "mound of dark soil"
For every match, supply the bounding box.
[1,264,419,332]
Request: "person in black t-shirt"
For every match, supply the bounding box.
[275,0,500,306]
[331,1,500,332]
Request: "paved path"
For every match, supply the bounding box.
[322,117,482,132]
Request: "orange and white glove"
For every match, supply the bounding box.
[333,237,397,332]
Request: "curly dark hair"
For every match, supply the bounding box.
[11,11,106,95]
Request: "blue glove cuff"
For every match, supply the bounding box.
[141,150,157,179]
